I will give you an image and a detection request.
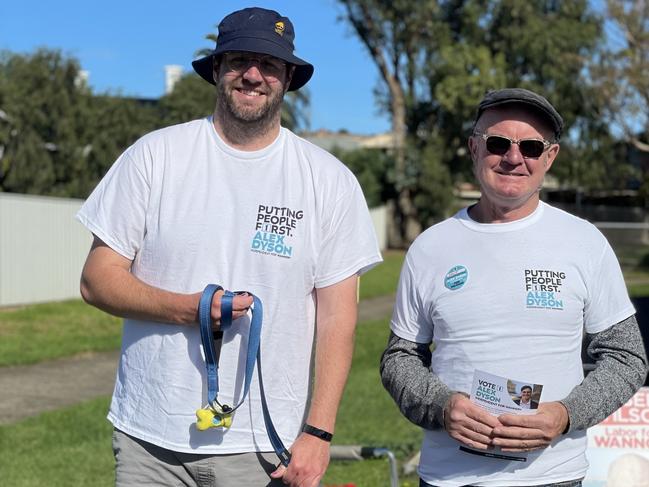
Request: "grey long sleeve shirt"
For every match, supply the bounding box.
[380,315,648,433]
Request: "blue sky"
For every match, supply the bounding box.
[0,0,390,135]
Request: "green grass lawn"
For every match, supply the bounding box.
[0,320,421,487]
[0,300,121,367]
[0,396,115,487]
[359,250,405,300]
[629,282,649,298]
[323,319,422,487]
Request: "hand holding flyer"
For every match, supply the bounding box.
[461,369,544,461]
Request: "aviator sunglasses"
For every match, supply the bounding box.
[474,132,552,159]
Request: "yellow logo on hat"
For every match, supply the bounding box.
[275,21,285,36]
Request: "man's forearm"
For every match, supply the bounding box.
[81,236,253,326]
[81,238,200,324]
[307,276,359,432]
[380,331,453,430]
[306,315,355,432]
[561,315,648,432]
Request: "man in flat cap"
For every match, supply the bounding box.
[77,7,381,487]
[381,87,647,486]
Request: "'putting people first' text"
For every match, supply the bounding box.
[251,205,304,258]
[254,205,303,236]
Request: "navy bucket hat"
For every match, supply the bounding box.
[192,7,314,91]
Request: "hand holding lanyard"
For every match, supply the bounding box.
[195,284,291,466]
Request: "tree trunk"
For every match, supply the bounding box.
[388,74,421,248]
[339,1,422,248]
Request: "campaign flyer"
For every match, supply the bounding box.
[459,369,544,461]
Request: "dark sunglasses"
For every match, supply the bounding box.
[474,132,552,159]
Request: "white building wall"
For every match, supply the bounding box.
[369,205,388,252]
[0,193,91,306]
[164,65,184,94]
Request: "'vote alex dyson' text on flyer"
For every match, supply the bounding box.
[460,369,544,462]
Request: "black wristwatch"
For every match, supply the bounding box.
[301,423,333,442]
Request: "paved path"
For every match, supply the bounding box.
[0,294,395,425]
[0,350,121,425]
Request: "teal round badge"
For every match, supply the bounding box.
[444,265,468,290]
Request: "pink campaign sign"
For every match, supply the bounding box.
[584,387,649,486]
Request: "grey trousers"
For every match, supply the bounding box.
[419,479,583,487]
[112,428,285,487]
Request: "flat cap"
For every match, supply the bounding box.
[475,88,564,140]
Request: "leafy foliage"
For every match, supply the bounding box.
[0,49,94,196]
[158,72,216,126]
[592,1,649,153]
[79,96,159,197]
[339,0,607,237]
[333,147,396,208]
[587,1,649,198]
[0,49,160,198]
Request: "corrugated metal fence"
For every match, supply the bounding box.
[0,193,388,307]
[0,193,91,307]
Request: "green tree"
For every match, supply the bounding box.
[333,147,396,207]
[158,73,215,127]
[592,0,649,153]
[0,48,163,198]
[436,0,609,190]
[339,0,440,244]
[339,0,604,242]
[0,49,93,196]
[412,140,455,224]
[588,1,649,204]
[79,95,159,197]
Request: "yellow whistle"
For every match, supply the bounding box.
[196,407,233,431]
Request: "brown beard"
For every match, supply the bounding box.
[215,79,284,144]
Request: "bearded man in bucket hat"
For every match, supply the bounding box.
[77,7,381,487]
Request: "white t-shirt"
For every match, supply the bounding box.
[391,202,634,486]
[77,118,382,454]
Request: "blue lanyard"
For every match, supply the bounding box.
[198,285,260,412]
[198,284,291,466]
